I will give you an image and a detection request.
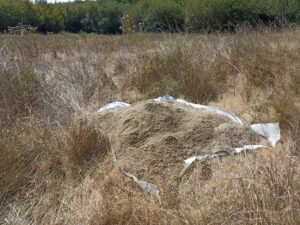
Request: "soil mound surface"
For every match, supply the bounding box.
[96,100,263,185]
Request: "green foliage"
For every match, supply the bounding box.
[62,0,122,34]
[186,0,255,31]
[253,0,300,24]
[35,4,64,33]
[82,0,122,34]
[129,0,185,32]
[1,0,300,34]
[0,0,38,31]
[62,2,92,33]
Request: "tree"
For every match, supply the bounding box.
[34,3,64,33]
[0,0,39,31]
[129,0,185,32]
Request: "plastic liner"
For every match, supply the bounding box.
[154,95,244,125]
[154,95,175,103]
[154,96,281,146]
[181,145,268,177]
[124,171,161,202]
[234,144,267,154]
[112,152,117,163]
[97,102,130,113]
[111,149,160,201]
[185,145,267,165]
[176,99,244,125]
[180,153,222,177]
[250,123,281,147]
[184,154,219,166]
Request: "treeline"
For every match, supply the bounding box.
[1,0,300,34]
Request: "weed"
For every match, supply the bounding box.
[67,120,110,170]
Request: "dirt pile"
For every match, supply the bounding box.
[96,100,264,184]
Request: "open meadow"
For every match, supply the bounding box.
[0,28,300,225]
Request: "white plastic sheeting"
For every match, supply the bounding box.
[234,144,267,154]
[124,171,161,202]
[154,95,175,103]
[112,152,117,163]
[174,99,244,125]
[250,123,281,147]
[184,154,220,166]
[97,102,130,113]
[111,146,160,200]
[184,145,267,169]
[180,153,222,177]
[154,96,281,146]
[154,95,244,125]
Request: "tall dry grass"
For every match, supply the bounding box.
[0,28,299,224]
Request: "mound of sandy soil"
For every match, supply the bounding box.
[96,100,264,187]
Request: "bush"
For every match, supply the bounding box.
[79,1,122,34]
[254,0,300,24]
[95,0,123,34]
[129,0,185,32]
[2,0,300,34]
[35,4,64,33]
[0,0,39,31]
[186,0,255,31]
[63,3,89,33]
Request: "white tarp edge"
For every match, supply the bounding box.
[154,95,175,103]
[124,171,161,202]
[184,154,219,165]
[112,152,117,163]
[234,144,267,154]
[181,145,268,177]
[112,149,160,201]
[184,145,268,166]
[97,102,130,113]
[175,99,244,125]
[250,123,281,147]
[154,96,281,146]
[154,95,243,125]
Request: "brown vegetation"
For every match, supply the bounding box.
[0,28,300,224]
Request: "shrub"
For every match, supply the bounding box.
[95,0,123,34]
[35,4,64,33]
[80,1,122,34]
[129,0,185,32]
[0,0,39,31]
[63,2,90,33]
[185,0,255,31]
[98,1,122,34]
[254,0,300,24]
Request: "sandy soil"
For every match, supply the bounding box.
[96,100,263,186]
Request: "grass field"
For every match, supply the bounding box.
[0,28,300,225]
